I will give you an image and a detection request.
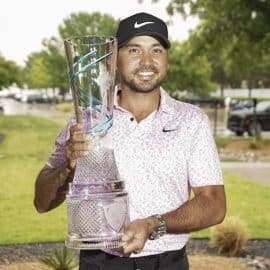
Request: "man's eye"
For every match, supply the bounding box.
[153,48,163,54]
[129,48,140,54]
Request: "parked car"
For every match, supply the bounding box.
[184,95,224,108]
[20,92,52,103]
[227,100,270,136]
[232,99,255,111]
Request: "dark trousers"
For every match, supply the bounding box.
[79,247,189,270]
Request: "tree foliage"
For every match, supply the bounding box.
[156,0,270,89]
[24,12,119,92]
[164,41,216,96]
[166,0,270,47]
[0,54,23,90]
[58,12,118,39]
[42,37,68,92]
[24,52,51,89]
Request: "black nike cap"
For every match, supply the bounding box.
[116,12,170,49]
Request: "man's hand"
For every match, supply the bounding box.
[66,124,93,169]
[121,217,158,254]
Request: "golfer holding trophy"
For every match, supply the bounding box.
[34,12,225,270]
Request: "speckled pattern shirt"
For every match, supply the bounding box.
[47,87,224,257]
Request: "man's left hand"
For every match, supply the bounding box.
[121,218,155,254]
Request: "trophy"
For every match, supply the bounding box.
[64,36,129,249]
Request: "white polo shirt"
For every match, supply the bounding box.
[47,87,223,257]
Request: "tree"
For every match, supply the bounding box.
[0,54,23,90]
[24,52,51,89]
[23,12,119,95]
[164,41,216,96]
[153,0,270,91]
[42,37,68,94]
[165,0,270,48]
[58,12,119,39]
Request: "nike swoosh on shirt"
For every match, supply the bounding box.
[162,128,177,132]
[134,21,155,28]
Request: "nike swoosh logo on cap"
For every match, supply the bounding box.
[134,21,155,28]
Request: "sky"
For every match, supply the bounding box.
[0,0,198,66]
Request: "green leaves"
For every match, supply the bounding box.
[58,12,118,39]
[23,12,119,93]
[164,40,216,96]
[40,246,78,270]
[0,55,23,90]
[161,0,270,89]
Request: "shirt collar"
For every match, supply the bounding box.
[158,87,178,115]
[114,84,177,115]
[113,84,124,111]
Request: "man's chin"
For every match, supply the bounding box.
[131,86,158,94]
[132,81,161,93]
[122,77,163,94]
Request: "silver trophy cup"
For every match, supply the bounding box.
[64,35,129,249]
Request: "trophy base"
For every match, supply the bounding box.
[65,237,124,250]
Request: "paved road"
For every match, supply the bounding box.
[0,98,70,123]
[222,162,270,186]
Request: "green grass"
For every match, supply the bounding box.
[193,172,270,239]
[0,115,66,244]
[0,115,269,245]
[56,102,73,113]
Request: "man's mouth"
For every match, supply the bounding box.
[138,71,155,76]
[137,71,156,80]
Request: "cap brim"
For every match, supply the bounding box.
[118,32,170,49]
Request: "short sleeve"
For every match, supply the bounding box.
[47,117,76,168]
[187,112,223,187]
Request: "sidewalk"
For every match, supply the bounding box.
[221,162,270,186]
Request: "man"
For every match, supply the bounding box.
[34,12,226,270]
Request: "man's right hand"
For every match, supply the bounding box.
[66,123,94,170]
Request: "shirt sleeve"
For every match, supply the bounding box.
[187,112,223,187]
[46,117,76,169]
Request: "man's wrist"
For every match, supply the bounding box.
[146,216,159,234]
[147,214,167,240]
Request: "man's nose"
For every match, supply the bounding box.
[140,51,153,66]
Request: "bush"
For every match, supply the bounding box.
[40,246,78,270]
[249,135,270,150]
[210,216,249,256]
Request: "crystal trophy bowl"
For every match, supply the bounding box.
[66,181,129,249]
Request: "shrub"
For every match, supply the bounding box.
[40,246,78,270]
[249,135,270,150]
[249,135,263,150]
[210,216,249,256]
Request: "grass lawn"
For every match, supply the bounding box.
[193,171,270,238]
[0,115,269,245]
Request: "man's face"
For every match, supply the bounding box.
[117,35,168,93]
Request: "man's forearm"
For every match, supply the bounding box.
[34,162,75,213]
[163,185,226,234]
